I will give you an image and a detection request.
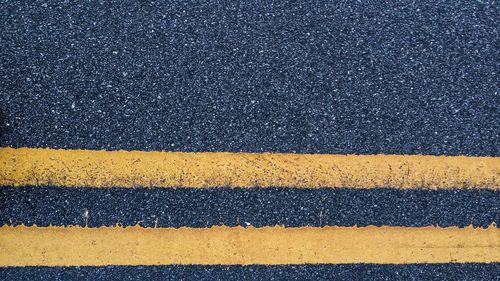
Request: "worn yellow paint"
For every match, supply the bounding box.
[0,147,498,189]
[0,225,498,266]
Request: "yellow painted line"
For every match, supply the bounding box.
[0,147,498,189]
[0,225,498,266]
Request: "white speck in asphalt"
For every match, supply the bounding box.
[83,209,89,226]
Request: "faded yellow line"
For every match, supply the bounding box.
[0,147,498,189]
[0,225,498,266]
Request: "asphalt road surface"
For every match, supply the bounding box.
[0,0,498,280]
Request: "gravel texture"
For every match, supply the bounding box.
[1,0,498,155]
[1,264,499,281]
[0,0,498,279]
[1,186,498,228]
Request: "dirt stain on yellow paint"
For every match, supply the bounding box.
[0,147,498,189]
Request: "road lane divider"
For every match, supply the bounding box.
[0,147,498,189]
[0,225,498,266]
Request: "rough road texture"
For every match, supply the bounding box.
[1,264,499,281]
[1,0,498,155]
[1,187,498,228]
[0,0,498,280]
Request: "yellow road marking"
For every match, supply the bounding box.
[0,147,498,189]
[0,225,498,266]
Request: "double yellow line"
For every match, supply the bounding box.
[0,147,499,266]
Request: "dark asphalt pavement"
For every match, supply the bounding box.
[1,264,499,281]
[0,0,498,280]
[1,186,498,228]
[1,0,498,155]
